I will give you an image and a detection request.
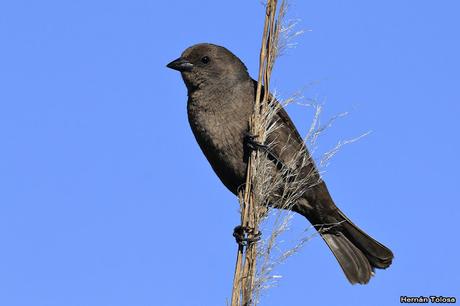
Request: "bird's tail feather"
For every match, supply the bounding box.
[319,208,393,284]
[337,209,393,269]
[322,232,373,284]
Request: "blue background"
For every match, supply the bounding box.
[1,1,459,305]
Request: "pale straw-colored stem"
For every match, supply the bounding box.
[230,1,279,305]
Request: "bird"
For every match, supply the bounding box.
[166,43,393,284]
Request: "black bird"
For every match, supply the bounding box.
[167,43,393,284]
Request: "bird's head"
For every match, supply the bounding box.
[167,43,249,90]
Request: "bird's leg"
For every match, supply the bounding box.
[233,225,262,246]
[244,131,292,174]
[233,225,247,246]
[244,132,268,151]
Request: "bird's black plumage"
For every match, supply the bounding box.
[167,43,393,284]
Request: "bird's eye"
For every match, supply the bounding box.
[201,56,210,64]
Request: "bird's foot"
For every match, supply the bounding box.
[233,225,262,246]
[244,132,291,172]
[244,132,267,151]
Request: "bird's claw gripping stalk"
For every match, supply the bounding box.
[244,131,292,173]
[233,225,262,246]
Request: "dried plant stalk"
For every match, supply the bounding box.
[231,1,281,306]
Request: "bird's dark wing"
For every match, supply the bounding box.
[258,85,394,284]
[251,80,308,166]
[272,103,305,147]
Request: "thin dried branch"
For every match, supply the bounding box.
[231,1,280,306]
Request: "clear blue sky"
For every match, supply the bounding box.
[1,1,459,305]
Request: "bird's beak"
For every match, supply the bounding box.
[166,57,193,72]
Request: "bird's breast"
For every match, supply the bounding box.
[187,93,251,193]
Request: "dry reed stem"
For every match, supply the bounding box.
[230,1,280,306]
